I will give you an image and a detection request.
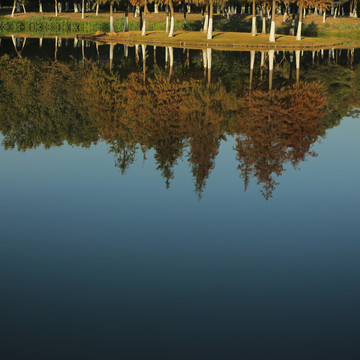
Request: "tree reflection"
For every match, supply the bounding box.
[1,46,353,199]
[235,81,328,199]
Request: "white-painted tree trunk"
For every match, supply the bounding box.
[124,15,128,32]
[11,0,16,17]
[39,1,43,13]
[166,15,169,32]
[110,16,114,32]
[22,3,26,13]
[96,3,99,16]
[187,4,191,13]
[269,21,275,42]
[262,15,266,33]
[169,16,174,37]
[207,17,213,39]
[296,21,302,40]
[252,15,257,36]
[82,0,84,19]
[154,3,158,13]
[204,14,209,33]
[323,11,326,23]
[142,19,146,35]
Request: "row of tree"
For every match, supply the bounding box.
[6,0,359,41]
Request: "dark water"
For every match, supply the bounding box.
[0,36,360,360]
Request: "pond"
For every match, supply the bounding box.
[0,36,360,359]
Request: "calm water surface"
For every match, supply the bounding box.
[0,37,359,359]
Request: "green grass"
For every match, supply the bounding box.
[0,16,201,36]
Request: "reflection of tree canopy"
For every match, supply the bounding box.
[235,82,328,199]
[0,53,334,199]
[0,56,98,151]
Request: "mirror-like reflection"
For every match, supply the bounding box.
[1,36,360,198]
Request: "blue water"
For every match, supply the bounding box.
[0,114,359,359]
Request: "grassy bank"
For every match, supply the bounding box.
[1,10,360,45]
[80,30,342,50]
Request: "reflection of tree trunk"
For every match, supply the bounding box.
[135,44,139,64]
[186,48,190,67]
[296,3,303,41]
[268,50,274,90]
[207,48,212,84]
[96,43,99,62]
[39,37,43,48]
[165,46,168,66]
[169,2,175,37]
[207,1,213,40]
[110,3,114,32]
[168,47,173,80]
[124,44,128,58]
[251,0,257,36]
[295,50,300,83]
[269,0,276,42]
[109,44,114,71]
[142,44,146,81]
[249,50,255,91]
[202,49,207,79]
[55,36,58,61]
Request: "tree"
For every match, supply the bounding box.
[296,0,331,40]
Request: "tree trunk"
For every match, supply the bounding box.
[262,4,266,33]
[183,6,187,28]
[323,9,326,23]
[166,5,169,32]
[251,0,257,36]
[124,8,128,32]
[96,3,99,16]
[22,2,26,13]
[269,0,276,42]
[204,5,209,33]
[12,0,16,16]
[110,3,114,32]
[282,6,287,23]
[39,0,43,13]
[169,2,174,37]
[207,1,213,40]
[296,4,303,40]
[142,0,147,36]
[82,0,84,19]
[55,0,58,16]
